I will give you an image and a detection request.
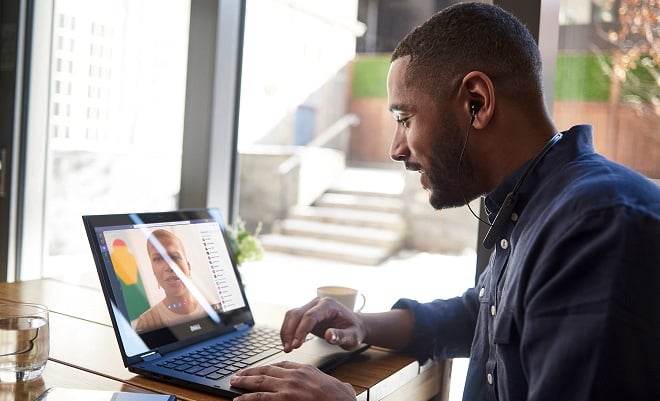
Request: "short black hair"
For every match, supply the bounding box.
[391,2,543,102]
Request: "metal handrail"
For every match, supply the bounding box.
[307,113,360,147]
[277,113,359,176]
[276,113,360,212]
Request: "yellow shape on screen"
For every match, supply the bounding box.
[110,239,139,285]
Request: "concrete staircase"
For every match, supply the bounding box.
[259,168,406,265]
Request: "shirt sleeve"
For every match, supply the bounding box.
[521,206,660,401]
[392,284,480,363]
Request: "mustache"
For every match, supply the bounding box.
[405,162,423,172]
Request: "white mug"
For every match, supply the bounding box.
[317,286,366,312]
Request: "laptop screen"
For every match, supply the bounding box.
[83,209,254,361]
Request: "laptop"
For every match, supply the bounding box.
[82,208,369,398]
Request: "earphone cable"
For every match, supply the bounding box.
[458,114,492,226]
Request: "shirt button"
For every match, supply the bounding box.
[479,287,485,298]
[487,373,494,385]
[511,212,518,222]
[490,305,497,316]
[500,239,509,249]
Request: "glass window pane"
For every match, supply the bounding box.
[30,0,191,278]
[238,0,477,298]
[236,3,478,398]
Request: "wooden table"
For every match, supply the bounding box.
[0,279,450,401]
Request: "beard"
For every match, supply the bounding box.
[424,117,479,210]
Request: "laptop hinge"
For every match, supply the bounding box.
[140,351,161,362]
[234,323,250,332]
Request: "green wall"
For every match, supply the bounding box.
[554,54,610,101]
[351,53,656,103]
[351,55,390,99]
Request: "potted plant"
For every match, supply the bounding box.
[226,218,264,267]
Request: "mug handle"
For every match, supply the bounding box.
[355,293,366,312]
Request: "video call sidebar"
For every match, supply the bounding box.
[198,222,246,313]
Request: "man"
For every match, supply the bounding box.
[230,3,660,400]
[134,229,206,332]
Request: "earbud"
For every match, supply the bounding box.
[469,103,481,126]
[470,103,481,117]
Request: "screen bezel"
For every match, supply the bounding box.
[82,208,254,364]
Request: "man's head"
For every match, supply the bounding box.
[388,3,546,210]
[390,2,543,106]
[147,229,192,296]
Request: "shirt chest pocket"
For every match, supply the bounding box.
[493,308,519,345]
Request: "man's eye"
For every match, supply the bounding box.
[396,117,410,128]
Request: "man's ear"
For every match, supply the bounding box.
[461,71,494,129]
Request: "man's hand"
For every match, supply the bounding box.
[229,361,357,401]
[280,297,366,352]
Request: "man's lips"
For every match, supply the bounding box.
[404,162,429,188]
[405,161,423,173]
[419,170,430,189]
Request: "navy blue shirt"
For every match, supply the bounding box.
[394,125,660,400]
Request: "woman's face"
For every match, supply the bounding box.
[147,235,192,297]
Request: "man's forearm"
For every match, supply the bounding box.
[358,309,414,350]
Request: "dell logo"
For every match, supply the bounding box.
[189,324,202,332]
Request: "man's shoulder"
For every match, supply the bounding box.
[552,155,660,215]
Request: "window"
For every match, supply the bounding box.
[554,0,659,178]
[19,0,191,279]
[237,0,477,305]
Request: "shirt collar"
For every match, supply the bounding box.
[483,125,595,221]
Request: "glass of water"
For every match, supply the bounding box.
[0,303,49,382]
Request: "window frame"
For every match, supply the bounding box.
[178,0,245,221]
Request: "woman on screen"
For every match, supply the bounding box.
[134,229,207,332]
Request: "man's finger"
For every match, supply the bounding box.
[230,371,277,392]
[234,363,292,379]
[280,298,320,351]
[324,329,359,350]
[290,299,343,348]
[269,360,303,369]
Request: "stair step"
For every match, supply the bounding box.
[327,187,402,199]
[276,219,404,247]
[315,192,403,213]
[329,168,404,197]
[259,234,394,265]
[290,206,405,229]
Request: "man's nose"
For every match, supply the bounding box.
[389,129,409,162]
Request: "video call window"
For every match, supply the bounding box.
[99,221,246,333]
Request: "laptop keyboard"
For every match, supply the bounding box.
[156,327,283,380]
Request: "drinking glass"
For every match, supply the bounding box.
[0,303,49,382]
